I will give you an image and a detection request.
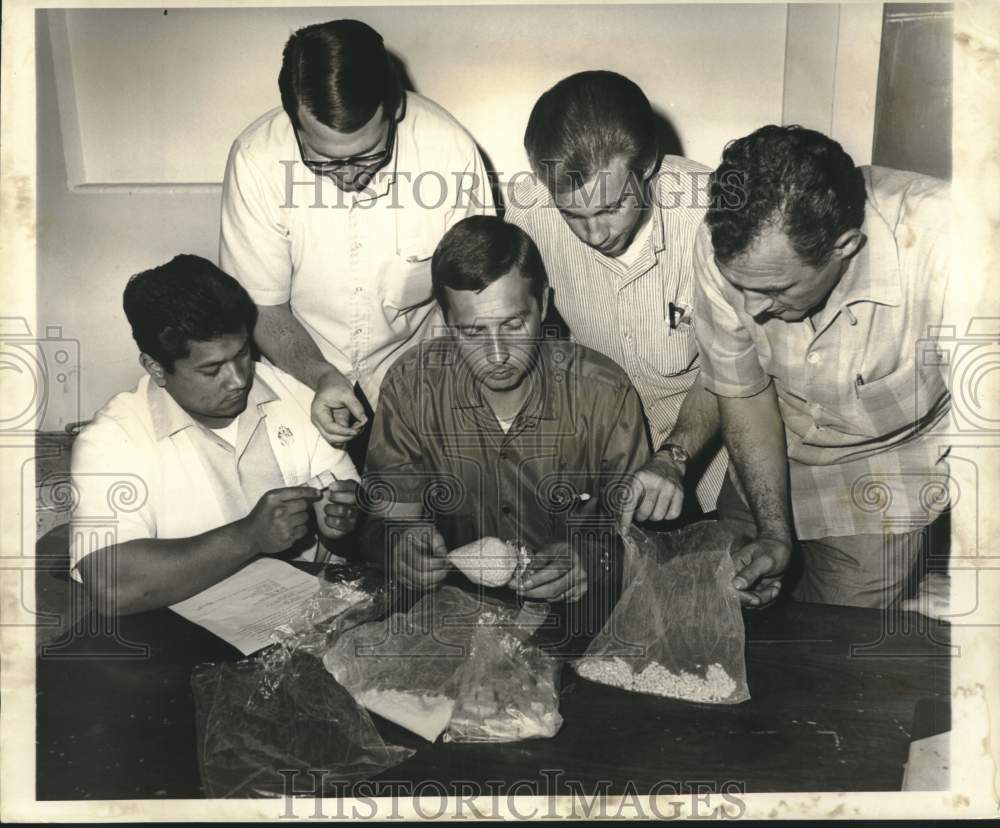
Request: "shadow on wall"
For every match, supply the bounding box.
[391,51,505,211]
[391,54,687,214]
[653,107,685,160]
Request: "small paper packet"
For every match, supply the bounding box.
[307,471,337,492]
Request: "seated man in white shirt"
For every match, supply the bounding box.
[70,255,360,615]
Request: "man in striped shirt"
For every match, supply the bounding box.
[695,125,957,609]
[505,71,727,529]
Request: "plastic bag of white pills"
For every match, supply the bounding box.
[574,521,750,704]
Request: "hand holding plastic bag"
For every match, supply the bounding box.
[574,521,750,704]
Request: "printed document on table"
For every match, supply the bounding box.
[170,558,319,655]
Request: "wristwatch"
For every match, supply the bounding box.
[657,442,690,474]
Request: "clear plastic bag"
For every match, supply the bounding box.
[272,562,389,657]
[323,587,494,740]
[190,648,413,798]
[323,586,560,742]
[574,521,750,704]
[444,617,563,743]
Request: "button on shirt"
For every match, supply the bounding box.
[505,156,727,511]
[70,364,359,576]
[365,339,651,554]
[694,166,953,539]
[220,92,496,407]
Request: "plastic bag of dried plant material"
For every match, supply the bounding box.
[444,613,563,743]
[191,649,413,798]
[323,586,522,741]
[574,521,750,704]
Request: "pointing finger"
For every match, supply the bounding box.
[618,477,642,532]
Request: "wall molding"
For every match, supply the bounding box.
[781,2,884,165]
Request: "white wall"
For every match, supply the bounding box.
[36,4,883,429]
[37,13,222,430]
[782,3,883,165]
[53,5,788,184]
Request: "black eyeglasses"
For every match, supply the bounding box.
[294,114,399,177]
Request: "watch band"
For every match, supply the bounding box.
[657,442,690,472]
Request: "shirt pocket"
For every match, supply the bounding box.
[854,360,947,439]
[632,283,699,377]
[377,250,435,320]
[636,319,699,377]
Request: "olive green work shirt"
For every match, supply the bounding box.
[364,337,652,555]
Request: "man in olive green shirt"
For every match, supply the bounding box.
[362,216,650,643]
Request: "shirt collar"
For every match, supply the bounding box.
[832,191,903,310]
[593,203,663,287]
[650,178,669,255]
[447,339,564,422]
[147,370,280,442]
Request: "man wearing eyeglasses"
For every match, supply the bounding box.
[221,19,495,464]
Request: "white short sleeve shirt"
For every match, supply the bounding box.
[220,92,496,406]
[69,363,359,577]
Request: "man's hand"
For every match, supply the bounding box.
[619,453,685,530]
[515,542,588,602]
[392,524,450,590]
[243,486,322,556]
[731,537,791,607]
[311,368,368,446]
[315,479,359,540]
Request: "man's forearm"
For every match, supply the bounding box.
[717,382,792,544]
[660,372,720,460]
[255,302,343,390]
[79,519,256,615]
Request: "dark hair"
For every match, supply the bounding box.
[431,216,548,314]
[278,19,403,132]
[524,70,657,195]
[706,125,866,268]
[123,255,257,372]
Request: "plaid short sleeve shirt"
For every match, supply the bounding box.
[694,166,953,539]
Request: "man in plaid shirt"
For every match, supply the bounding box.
[694,125,956,609]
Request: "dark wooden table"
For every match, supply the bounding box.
[35,584,950,800]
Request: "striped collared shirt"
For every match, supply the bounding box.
[506,156,728,511]
[694,166,953,539]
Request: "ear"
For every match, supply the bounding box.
[392,94,407,123]
[540,285,551,322]
[139,353,167,387]
[641,156,658,181]
[831,228,865,262]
